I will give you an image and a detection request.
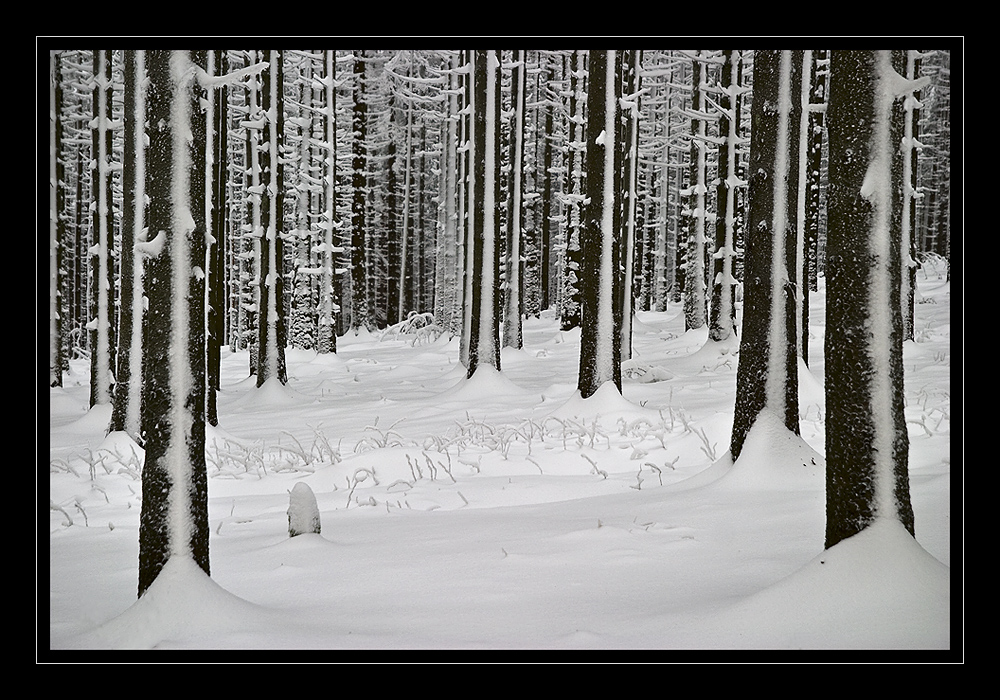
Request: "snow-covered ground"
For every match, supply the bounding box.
[45,262,955,655]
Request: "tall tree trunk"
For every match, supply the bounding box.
[89,49,116,408]
[683,51,708,331]
[578,50,622,399]
[467,50,502,377]
[560,50,585,331]
[805,50,827,294]
[350,51,370,332]
[317,49,338,354]
[257,50,288,386]
[139,49,211,596]
[709,50,743,343]
[207,50,227,425]
[503,49,526,349]
[110,50,146,438]
[730,50,802,462]
[794,50,813,365]
[825,50,915,548]
[619,50,640,361]
[50,51,65,388]
[900,50,922,341]
[459,50,473,368]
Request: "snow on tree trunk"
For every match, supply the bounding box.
[709,49,744,343]
[794,51,813,364]
[435,52,462,339]
[730,50,801,462]
[317,49,338,354]
[50,51,64,388]
[89,49,116,408]
[350,51,369,332]
[207,49,227,425]
[559,50,584,331]
[683,51,708,332]
[619,50,640,361]
[824,50,917,549]
[504,49,526,350]
[900,50,922,341]
[578,50,622,399]
[459,51,473,368]
[256,50,288,386]
[138,50,210,596]
[467,50,502,378]
[111,50,146,439]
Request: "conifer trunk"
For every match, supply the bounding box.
[825,50,915,548]
[730,50,801,462]
[139,50,210,596]
[578,50,622,399]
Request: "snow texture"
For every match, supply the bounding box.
[48,261,953,654]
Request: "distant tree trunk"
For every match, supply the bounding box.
[110,50,146,439]
[709,49,742,343]
[49,51,65,388]
[805,50,827,294]
[317,49,338,354]
[397,88,414,325]
[244,53,263,374]
[207,50,227,425]
[578,50,622,399]
[256,50,288,386]
[794,50,814,365]
[619,50,640,361]
[89,49,116,408]
[467,50,502,377]
[900,50,922,341]
[503,49,526,350]
[435,52,462,337]
[560,49,585,331]
[460,50,473,367]
[825,50,915,548]
[539,54,555,312]
[730,50,801,462]
[350,51,370,332]
[139,49,211,596]
[683,51,708,331]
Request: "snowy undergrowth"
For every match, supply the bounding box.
[46,275,954,653]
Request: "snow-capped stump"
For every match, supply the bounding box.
[287,482,321,537]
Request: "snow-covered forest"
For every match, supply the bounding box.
[44,46,957,656]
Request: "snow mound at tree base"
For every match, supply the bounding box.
[548,382,659,427]
[59,556,282,650]
[675,518,950,649]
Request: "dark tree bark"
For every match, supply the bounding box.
[49,51,65,388]
[618,50,639,361]
[560,50,585,331]
[805,50,827,298]
[111,50,145,438]
[825,50,915,549]
[577,50,622,399]
[730,50,802,462]
[257,50,288,386]
[89,49,116,408]
[467,50,502,377]
[503,49,526,350]
[207,49,228,425]
[316,49,338,354]
[350,51,370,332]
[683,51,707,331]
[139,50,211,596]
[709,49,742,343]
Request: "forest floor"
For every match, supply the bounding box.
[45,263,956,657]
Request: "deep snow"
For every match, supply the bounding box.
[45,263,955,656]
